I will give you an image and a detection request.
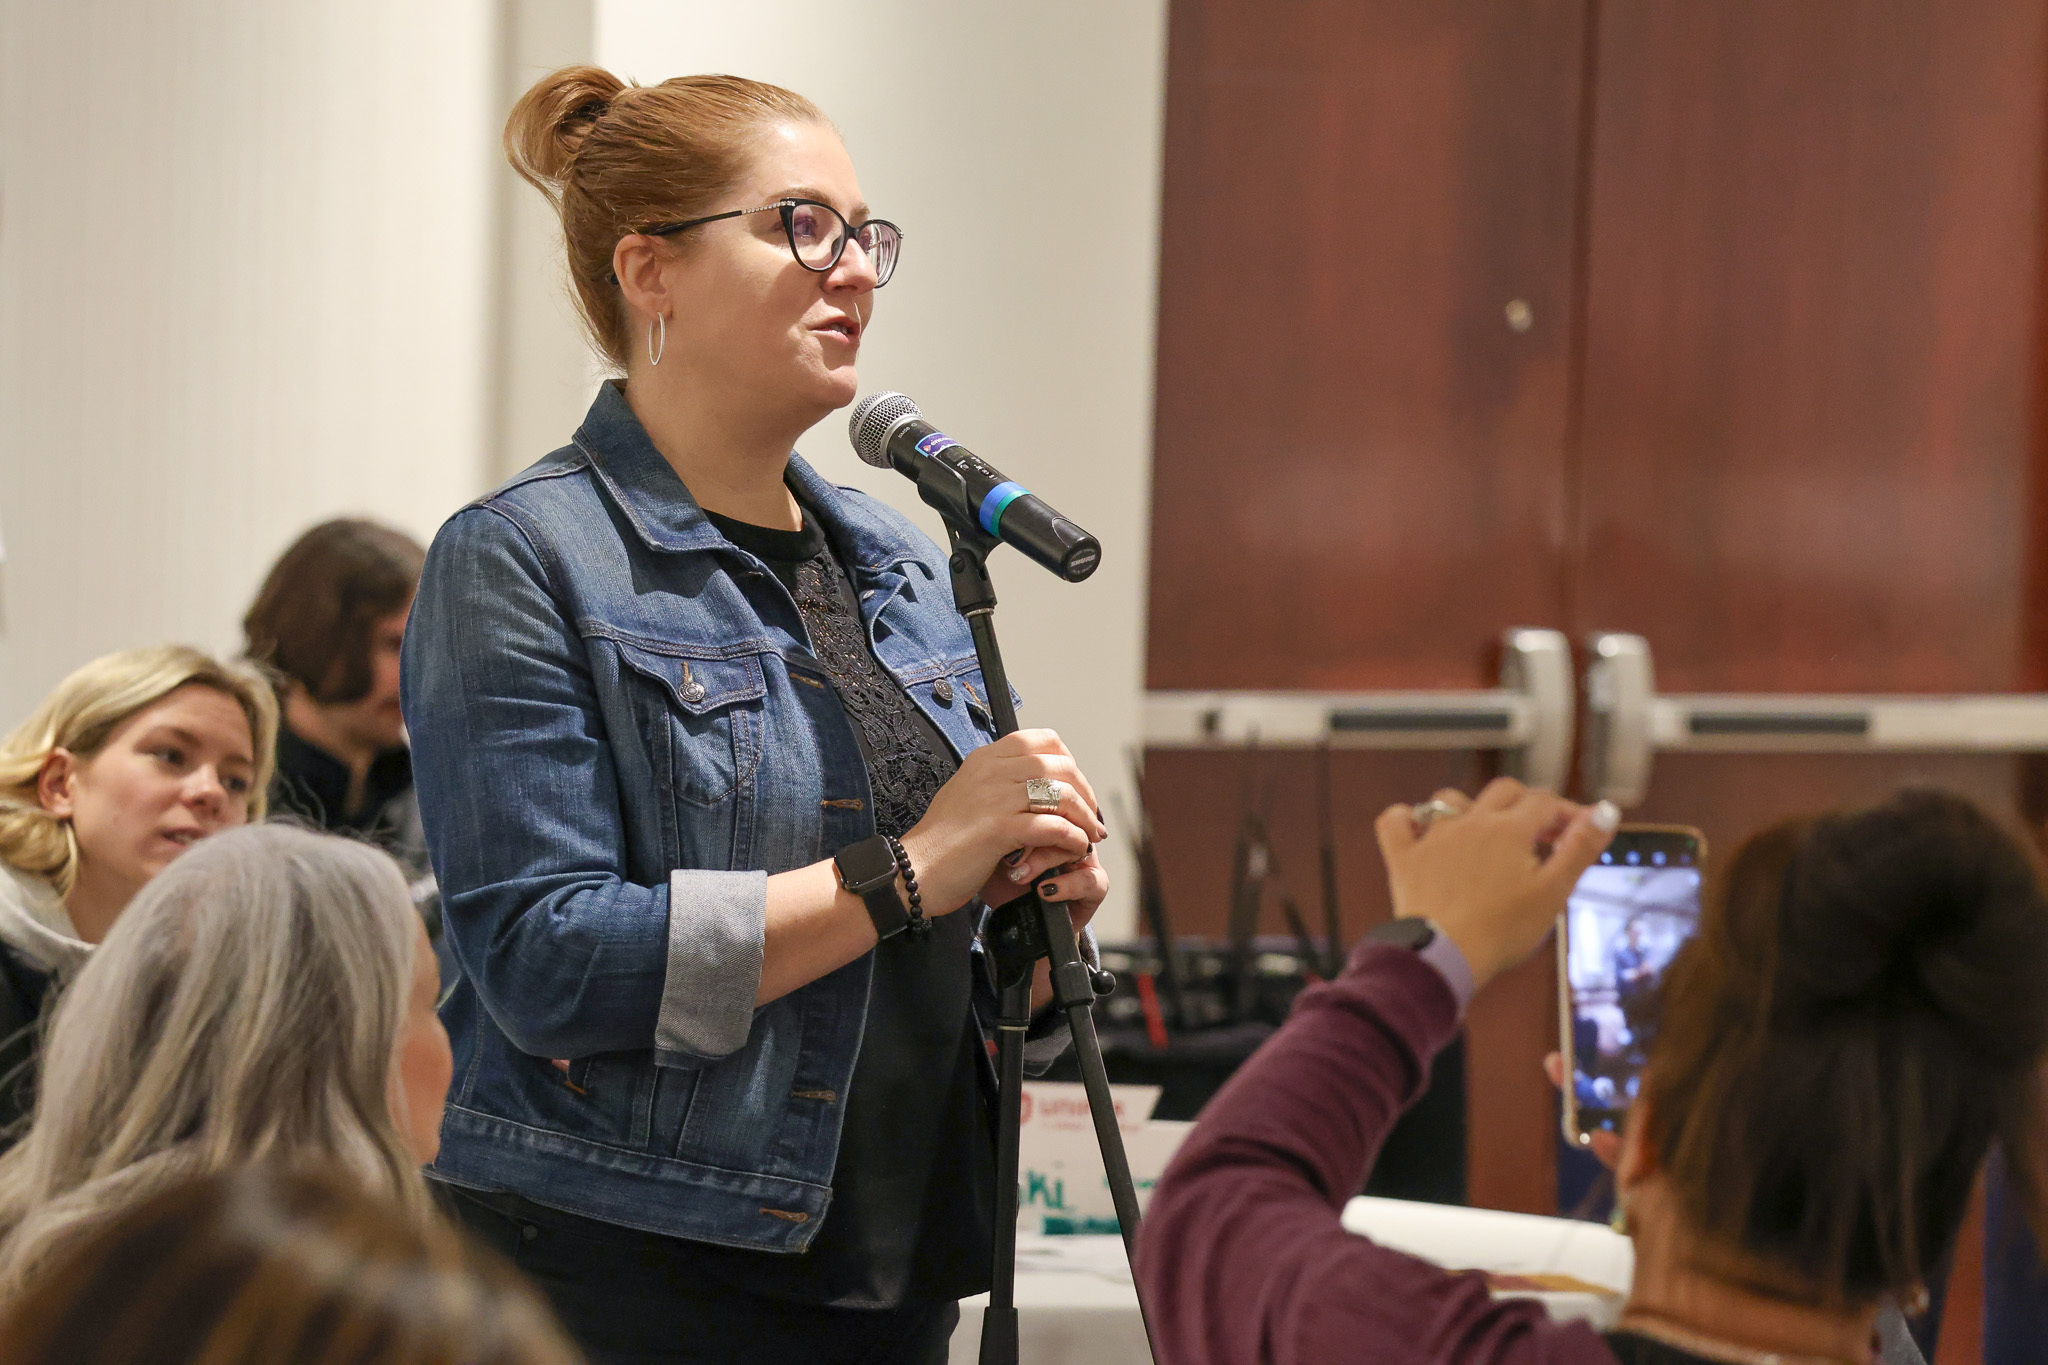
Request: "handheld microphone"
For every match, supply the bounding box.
[848,393,1102,582]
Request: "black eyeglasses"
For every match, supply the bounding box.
[640,198,903,286]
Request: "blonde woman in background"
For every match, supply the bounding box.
[0,824,452,1296]
[0,646,276,1144]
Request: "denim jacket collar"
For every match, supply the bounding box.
[573,381,927,577]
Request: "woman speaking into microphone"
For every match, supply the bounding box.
[401,66,1110,1365]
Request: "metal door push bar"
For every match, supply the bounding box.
[1580,631,2048,807]
[1143,628,1576,794]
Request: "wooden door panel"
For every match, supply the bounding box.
[1574,8,2048,1296]
[1628,753,2029,850]
[1572,0,2048,692]
[1149,0,1590,691]
[1149,0,1593,1216]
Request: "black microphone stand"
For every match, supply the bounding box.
[940,522,1157,1365]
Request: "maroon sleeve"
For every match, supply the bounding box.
[1133,943,1619,1365]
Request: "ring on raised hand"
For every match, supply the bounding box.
[1412,798,1463,830]
[1026,778,1065,815]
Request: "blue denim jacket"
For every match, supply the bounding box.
[403,384,1069,1250]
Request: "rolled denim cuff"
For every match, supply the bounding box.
[655,869,767,1059]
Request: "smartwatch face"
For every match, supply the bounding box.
[838,837,898,890]
[1372,917,1435,951]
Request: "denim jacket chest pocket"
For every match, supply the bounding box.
[888,650,1010,757]
[609,640,768,871]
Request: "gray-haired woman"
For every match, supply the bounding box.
[0,824,451,1295]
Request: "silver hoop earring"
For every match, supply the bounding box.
[648,314,667,367]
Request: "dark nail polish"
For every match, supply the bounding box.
[1038,883,1060,900]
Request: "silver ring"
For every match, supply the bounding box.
[1026,778,1065,815]
[1411,798,1464,830]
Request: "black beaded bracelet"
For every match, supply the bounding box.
[882,834,931,938]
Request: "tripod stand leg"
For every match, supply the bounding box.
[1038,901,1159,1356]
[1066,1000,1148,1262]
[979,977,1033,1365]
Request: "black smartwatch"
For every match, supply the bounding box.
[1366,917,1438,951]
[835,835,910,940]
[1363,916,1476,1007]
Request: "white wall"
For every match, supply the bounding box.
[489,0,600,482]
[593,0,1169,934]
[0,0,499,717]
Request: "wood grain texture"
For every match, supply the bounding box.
[1570,0,2048,693]
[1148,0,1590,691]
[1627,753,2028,856]
[1147,0,1592,1215]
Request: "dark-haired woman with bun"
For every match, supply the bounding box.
[401,65,1111,1364]
[1137,782,2048,1365]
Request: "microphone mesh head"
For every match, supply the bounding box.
[849,392,921,468]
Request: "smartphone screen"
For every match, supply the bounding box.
[1560,826,1705,1145]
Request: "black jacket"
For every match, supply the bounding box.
[0,942,51,1147]
[0,865,92,1151]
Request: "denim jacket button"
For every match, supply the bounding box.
[680,680,707,704]
[933,677,955,705]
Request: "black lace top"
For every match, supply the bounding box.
[787,540,954,839]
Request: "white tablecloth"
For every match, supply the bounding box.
[951,1236,1155,1364]
[948,1200,1632,1364]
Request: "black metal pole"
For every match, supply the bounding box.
[1317,743,1345,979]
[946,527,1155,1365]
[981,974,1032,1365]
[1037,895,1147,1262]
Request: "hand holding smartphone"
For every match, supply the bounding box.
[1556,825,1706,1148]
